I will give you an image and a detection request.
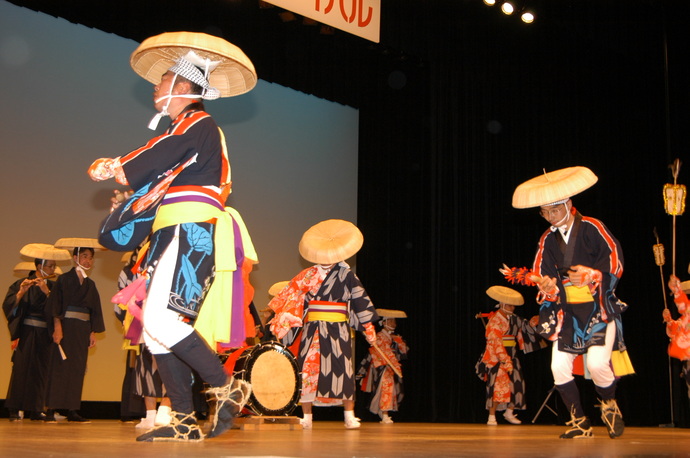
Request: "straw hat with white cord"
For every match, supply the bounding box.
[53,238,105,251]
[13,262,63,276]
[130,31,257,129]
[20,243,72,261]
[512,166,598,209]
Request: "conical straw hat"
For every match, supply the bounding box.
[299,219,364,265]
[20,243,72,261]
[486,285,524,306]
[130,32,257,98]
[268,281,289,297]
[376,308,408,318]
[54,238,106,251]
[512,166,598,209]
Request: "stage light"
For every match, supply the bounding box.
[521,11,535,23]
[483,0,536,23]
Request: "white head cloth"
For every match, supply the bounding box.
[148,50,221,130]
[169,50,222,100]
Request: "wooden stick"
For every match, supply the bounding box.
[371,343,402,378]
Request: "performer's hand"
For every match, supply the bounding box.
[88,157,127,185]
[364,322,377,345]
[537,275,556,292]
[535,275,559,303]
[662,308,672,323]
[36,278,50,296]
[269,312,302,340]
[16,279,32,300]
[568,265,601,287]
[668,275,682,297]
[88,157,116,181]
[529,315,539,327]
[89,332,97,348]
[110,189,133,212]
[52,328,63,345]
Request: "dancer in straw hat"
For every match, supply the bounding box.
[510,166,632,439]
[358,308,409,424]
[475,286,544,426]
[88,32,258,441]
[3,243,69,422]
[663,276,690,403]
[268,219,379,429]
[44,238,106,423]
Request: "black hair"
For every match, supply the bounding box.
[73,247,95,256]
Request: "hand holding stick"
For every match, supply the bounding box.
[372,342,402,378]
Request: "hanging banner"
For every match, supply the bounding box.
[266,0,381,43]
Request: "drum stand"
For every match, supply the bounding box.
[234,415,302,430]
[531,385,559,424]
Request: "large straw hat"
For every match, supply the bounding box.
[376,309,408,318]
[512,166,598,209]
[54,238,106,251]
[298,219,364,265]
[268,281,289,297]
[20,243,72,261]
[130,32,257,98]
[486,285,524,306]
[13,261,63,275]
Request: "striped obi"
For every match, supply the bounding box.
[306,301,348,323]
[502,335,516,347]
[153,185,225,232]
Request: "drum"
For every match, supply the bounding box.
[226,341,301,416]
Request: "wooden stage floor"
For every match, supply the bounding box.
[1,419,689,457]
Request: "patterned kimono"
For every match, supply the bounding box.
[475,311,544,410]
[358,328,408,416]
[269,262,378,405]
[120,104,228,321]
[532,211,628,355]
[666,281,690,361]
[666,282,690,399]
[118,103,256,349]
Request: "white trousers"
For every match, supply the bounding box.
[551,320,616,388]
[143,226,194,355]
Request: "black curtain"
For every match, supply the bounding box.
[357,0,690,426]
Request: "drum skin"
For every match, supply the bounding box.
[229,341,301,416]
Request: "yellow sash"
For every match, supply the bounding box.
[564,285,594,303]
[306,311,348,323]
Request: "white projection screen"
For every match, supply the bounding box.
[0,1,358,401]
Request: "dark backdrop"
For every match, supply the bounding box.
[7,0,690,426]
